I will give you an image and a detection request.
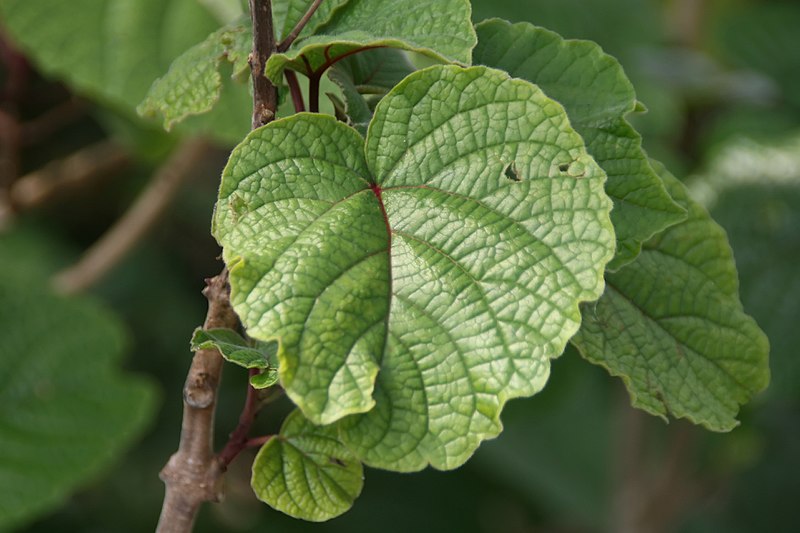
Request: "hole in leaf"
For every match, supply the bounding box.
[504,162,520,182]
[558,163,570,172]
[329,457,347,467]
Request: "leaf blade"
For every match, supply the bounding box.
[571,163,770,431]
[473,19,686,269]
[251,409,364,521]
[265,0,475,81]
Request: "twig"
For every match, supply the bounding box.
[245,435,274,448]
[612,395,647,533]
[52,138,206,295]
[284,69,306,112]
[249,0,279,128]
[0,109,20,191]
[9,140,129,211]
[157,271,239,533]
[19,97,88,145]
[156,1,280,530]
[277,0,325,52]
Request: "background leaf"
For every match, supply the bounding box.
[0,0,251,143]
[0,253,156,530]
[571,163,769,431]
[251,409,364,521]
[474,20,686,270]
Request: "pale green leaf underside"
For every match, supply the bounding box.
[327,48,416,134]
[265,0,475,82]
[0,266,156,529]
[473,20,686,270]
[137,23,251,131]
[571,163,770,431]
[215,65,615,471]
[251,409,363,521]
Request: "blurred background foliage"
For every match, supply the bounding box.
[0,0,798,531]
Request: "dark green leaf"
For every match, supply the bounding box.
[0,259,156,529]
[572,163,770,431]
[474,20,686,269]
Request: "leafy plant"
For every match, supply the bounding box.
[0,0,770,530]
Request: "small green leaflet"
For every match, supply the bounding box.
[251,409,364,521]
[214,64,615,471]
[473,20,686,270]
[571,163,770,431]
[265,0,475,82]
[190,328,279,389]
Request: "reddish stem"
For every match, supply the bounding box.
[245,435,274,449]
[217,369,262,468]
[284,69,306,112]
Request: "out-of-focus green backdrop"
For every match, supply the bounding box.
[0,0,797,531]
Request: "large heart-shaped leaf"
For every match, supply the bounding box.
[251,409,364,521]
[571,163,770,431]
[214,64,615,470]
[0,257,156,529]
[265,0,475,82]
[474,20,686,270]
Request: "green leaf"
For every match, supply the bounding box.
[273,0,350,41]
[251,409,364,521]
[327,48,416,134]
[571,163,770,431]
[190,327,279,389]
[265,0,475,82]
[0,0,250,143]
[190,327,277,368]
[214,65,615,470]
[0,0,214,111]
[689,134,800,402]
[0,263,156,529]
[138,23,251,131]
[473,20,686,270]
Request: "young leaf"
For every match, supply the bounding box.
[327,48,416,134]
[190,327,279,388]
[473,20,686,270]
[571,163,770,431]
[138,23,251,131]
[251,409,364,521]
[214,65,616,470]
[0,268,156,530]
[265,0,475,82]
